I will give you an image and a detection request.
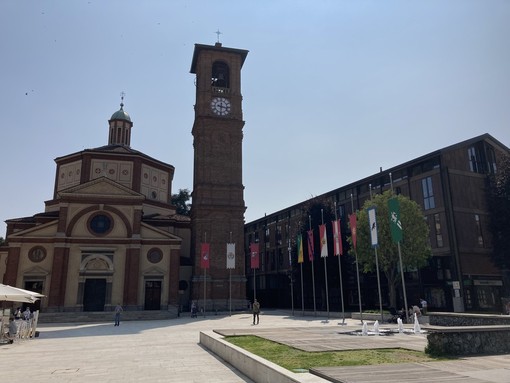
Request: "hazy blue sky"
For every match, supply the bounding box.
[1,0,509,238]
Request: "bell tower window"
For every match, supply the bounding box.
[211,61,230,89]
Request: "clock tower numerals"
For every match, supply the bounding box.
[211,97,231,116]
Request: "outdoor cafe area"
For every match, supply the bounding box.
[0,283,43,345]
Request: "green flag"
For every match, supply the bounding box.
[388,197,403,243]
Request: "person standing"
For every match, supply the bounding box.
[420,298,427,315]
[114,303,123,326]
[252,299,260,325]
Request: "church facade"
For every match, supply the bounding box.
[1,99,190,313]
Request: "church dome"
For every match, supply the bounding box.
[110,103,131,122]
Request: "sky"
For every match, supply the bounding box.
[1,0,510,238]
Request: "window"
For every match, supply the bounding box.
[475,214,484,246]
[434,213,443,247]
[422,177,435,210]
[88,213,113,235]
[468,147,478,172]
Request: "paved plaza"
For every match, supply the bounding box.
[1,311,509,382]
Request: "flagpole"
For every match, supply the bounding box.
[203,232,207,318]
[229,232,232,317]
[309,215,317,317]
[321,209,330,319]
[368,186,384,323]
[334,202,346,325]
[390,173,409,323]
[287,229,294,316]
[300,262,304,316]
[351,194,363,324]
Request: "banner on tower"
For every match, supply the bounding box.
[226,242,236,269]
[200,243,210,269]
[250,242,260,269]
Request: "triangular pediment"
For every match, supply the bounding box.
[140,222,183,243]
[8,220,58,239]
[58,177,144,199]
[143,265,166,276]
[24,265,50,277]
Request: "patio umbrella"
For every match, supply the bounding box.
[0,284,43,303]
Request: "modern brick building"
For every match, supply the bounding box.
[244,134,510,313]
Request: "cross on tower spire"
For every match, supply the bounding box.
[215,29,222,43]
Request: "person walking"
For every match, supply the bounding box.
[114,303,123,326]
[252,299,260,325]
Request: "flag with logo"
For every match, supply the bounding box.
[332,219,343,256]
[226,242,236,269]
[307,229,315,261]
[367,207,378,248]
[200,243,210,269]
[297,234,304,263]
[349,213,357,251]
[319,224,328,258]
[388,198,403,243]
[250,242,260,269]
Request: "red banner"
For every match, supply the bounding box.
[200,243,210,269]
[250,243,260,269]
[332,219,343,256]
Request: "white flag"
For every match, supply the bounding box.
[368,207,378,247]
[226,242,236,269]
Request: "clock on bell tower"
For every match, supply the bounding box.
[190,42,249,310]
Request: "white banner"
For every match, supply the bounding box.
[368,207,378,247]
[226,242,236,269]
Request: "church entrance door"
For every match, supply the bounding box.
[83,278,106,311]
[144,281,161,310]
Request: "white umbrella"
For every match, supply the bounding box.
[0,284,43,303]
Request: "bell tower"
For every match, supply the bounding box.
[190,42,249,310]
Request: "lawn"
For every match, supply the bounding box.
[226,335,443,372]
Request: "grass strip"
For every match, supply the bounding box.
[226,335,443,372]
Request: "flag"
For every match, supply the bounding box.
[200,243,210,269]
[226,242,235,269]
[332,219,343,256]
[297,234,304,263]
[250,242,260,269]
[319,224,328,258]
[367,206,378,247]
[349,213,357,251]
[307,229,314,261]
[388,197,403,243]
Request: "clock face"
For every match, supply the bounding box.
[211,97,231,116]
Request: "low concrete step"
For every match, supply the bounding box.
[37,309,178,324]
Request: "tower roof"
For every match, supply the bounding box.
[190,43,249,73]
[110,102,131,122]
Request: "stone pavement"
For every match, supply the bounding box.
[1,310,509,383]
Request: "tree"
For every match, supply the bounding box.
[171,189,191,216]
[487,153,510,296]
[0,237,4,246]
[348,190,431,308]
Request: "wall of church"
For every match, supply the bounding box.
[141,164,170,204]
[90,159,134,190]
[57,160,82,191]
